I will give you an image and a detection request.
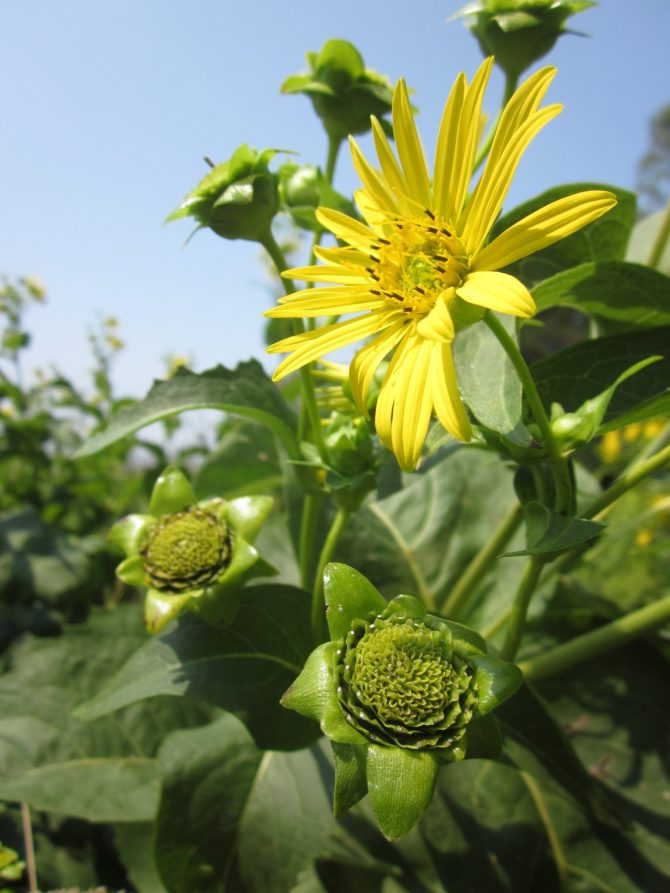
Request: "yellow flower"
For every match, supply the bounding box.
[266,58,616,470]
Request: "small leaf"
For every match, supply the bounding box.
[505,501,605,557]
[324,563,387,641]
[76,361,299,460]
[366,745,439,840]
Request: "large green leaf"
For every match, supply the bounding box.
[76,584,320,751]
[76,362,299,459]
[0,605,207,822]
[531,326,670,431]
[626,206,670,276]
[454,314,526,438]
[492,184,636,288]
[339,450,522,614]
[533,261,670,328]
[155,717,334,893]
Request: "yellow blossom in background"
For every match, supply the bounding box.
[635,529,653,548]
[266,58,616,470]
[599,430,622,464]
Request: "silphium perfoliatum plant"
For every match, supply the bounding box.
[455,0,594,78]
[282,563,522,839]
[166,144,280,243]
[281,39,393,143]
[109,466,274,633]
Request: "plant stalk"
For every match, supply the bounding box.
[442,502,523,618]
[21,802,38,893]
[519,592,670,681]
[311,506,350,642]
[499,556,545,661]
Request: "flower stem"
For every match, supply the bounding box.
[311,505,350,642]
[499,556,545,661]
[441,502,523,618]
[519,592,670,681]
[647,197,670,270]
[484,312,573,514]
[299,492,323,591]
[260,230,328,461]
[325,135,342,184]
[21,802,38,893]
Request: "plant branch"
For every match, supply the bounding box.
[21,802,37,893]
[311,506,350,642]
[499,557,545,661]
[519,592,670,681]
[442,502,523,618]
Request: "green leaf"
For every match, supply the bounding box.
[76,361,299,460]
[533,261,670,329]
[154,715,262,893]
[505,502,605,557]
[340,450,519,613]
[366,746,439,840]
[113,823,168,893]
[76,585,320,751]
[454,313,527,438]
[532,326,670,432]
[0,605,207,822]
[493,184,636,288]
[626,206,670,275]
[324,563,387,641]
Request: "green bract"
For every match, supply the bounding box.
[109,466,274,633]
[166,144,280,242]
[281,39,393,143]
[282,563,522,839]
[278,161,356,232]
[455,0,594,77]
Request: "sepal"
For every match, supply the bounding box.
[108,513,153,556]
[366,746,439,840]
[332,741,368,817]
[469,654,523,716]
[149,466,197,515]
[324,562,387,640]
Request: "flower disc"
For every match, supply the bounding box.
[141,508,231,592]
[336,612,478,750]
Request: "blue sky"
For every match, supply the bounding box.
[3,0,669,399]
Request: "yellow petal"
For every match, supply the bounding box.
[456,271,536,317]
[371,117,412,211]
[349,136,398,214]
[390,337,435,470]
[268,311,396,379]
[433,72,467,219]
[277,286,369,304]
[374,330,415,450]
[473,191,618,272]
[316,207,376,248]
[460,104,562,254]
[431,344,472,442]
[435,58,493,222]
[416,290,456,342]
[286,263,369,285]
[392,80,431,209]
[349,319,408,413]
[267,292,385,318]
[314,245,372,268]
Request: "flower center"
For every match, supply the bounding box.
[336,613,478,750]
[369,216,468,318]
[141,508,231,592]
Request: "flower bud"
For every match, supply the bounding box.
[455,0,594,78]
[109,466,274,633]
[281,39,393,143]
[166,144,280,243]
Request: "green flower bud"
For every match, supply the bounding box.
[278,161,356,233]
[282,564,522,838]
[282,39,393,144]
[109,466,275,633]
[455,0,594,78]
[140,507,232,592]
[337,611,478,750]
[166,144,280,243]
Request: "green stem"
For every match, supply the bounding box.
[500,557,545,661]
[441,502,523,618]
[647,197,670,269]
[519,591,670,681]
[311,506,350,642]
[260,229,328,461]
[473,72,519,173]
[299,492,323,591]
[325,135,342,184]
[484,312,573,514]
[21,802,38,893]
